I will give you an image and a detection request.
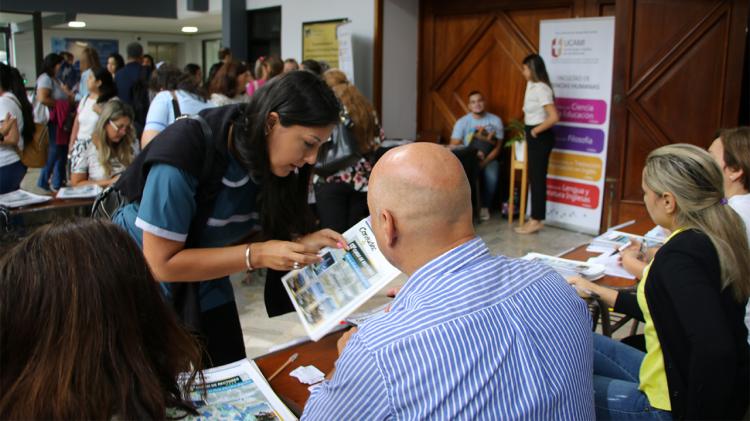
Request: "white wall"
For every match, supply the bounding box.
[247,0,375,101]
[382,0,418,139]
[12,28,220,86]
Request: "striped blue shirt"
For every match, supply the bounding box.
[302,237,594,420]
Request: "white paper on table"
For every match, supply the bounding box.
[56,185,102,199]
[289,365,325,385]
[587,252,636,279]
[0,189,51,208]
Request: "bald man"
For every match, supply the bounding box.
[302,144,594,420]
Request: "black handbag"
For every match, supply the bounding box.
[314,108,361,177]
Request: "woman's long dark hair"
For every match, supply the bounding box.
[0,63,34,142]
[0,219,204,420]
[150,63,206,100]
[523,53,554,92]
[91,66,117,103]
[233,70,340,239]
[41,53,63,78]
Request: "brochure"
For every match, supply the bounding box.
[522,252,606,281]
[0,189,51,208]
[587,230,664,254]
[56,185,102,199]
[282,217,401,341]
[183,359,296,421]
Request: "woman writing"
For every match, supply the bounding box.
[70,100,137,187]
[516,53,559,234]
[568,144,750,419]
[113,71,343,366]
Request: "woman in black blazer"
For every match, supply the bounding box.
[569,144,750,420]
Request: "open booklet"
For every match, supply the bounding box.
[0,189,51,208]
[56,185,102,199]
[179,359,296,421]
[587,229,665,254]
[282,217,401,341]
[521,252,606,281]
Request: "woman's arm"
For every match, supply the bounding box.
[140,129,161,148]
[68,115,80,152]
[142,233,324,282]
[530,103,559,137]
[69,172,119,187]
[37,87,54,108]
[0,113,19,146]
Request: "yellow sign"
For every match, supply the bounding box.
[302,20,343,69]
[548,151,603,181]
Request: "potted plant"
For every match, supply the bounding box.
[504,118,526,162]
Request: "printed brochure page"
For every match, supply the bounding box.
[282,217,401,341]
[183,359,296,420]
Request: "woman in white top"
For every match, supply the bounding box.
[708,126,750,343]
[208,61,252,105]
[0,63,34,194]
[516,53,560,235]
[70,100,138,187]
[69,67,118,153]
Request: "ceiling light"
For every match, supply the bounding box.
[68,21,86,28]
[181,26,198,33]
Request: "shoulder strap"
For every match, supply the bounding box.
[170,90,182,118]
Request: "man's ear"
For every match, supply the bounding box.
[381,209,398,248]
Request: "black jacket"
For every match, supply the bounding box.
[614,229,749,420]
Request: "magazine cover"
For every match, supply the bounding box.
[282,217,401,341]
[183,359,296,421]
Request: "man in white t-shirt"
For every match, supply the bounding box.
[449,91,504,221]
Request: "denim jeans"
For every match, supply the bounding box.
[37,123,67,190]
[0,160,27,194]
[480,159,500,209]
[593,333,672,420]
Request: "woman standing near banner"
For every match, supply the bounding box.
[516,53,559,235]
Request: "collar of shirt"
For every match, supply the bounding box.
[391,236,489,310]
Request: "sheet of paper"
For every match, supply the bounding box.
[289,365,325,385]
[0,189,51,208]
[587,252,636,279]
[56,185,102,199]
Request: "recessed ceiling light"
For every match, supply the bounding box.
[181,26,198,33]
[68,21,86,28]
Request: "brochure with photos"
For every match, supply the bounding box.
[56,185,103,199]
[181,359,296,421]
[0,189,51,208]
[282,217,401,341]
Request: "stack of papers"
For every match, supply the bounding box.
[587,252,636,279]
[0,190,51,208]
[56,185,102,199]
[522,253,606,280]
[289,365,325,385]
[587,230,665,254]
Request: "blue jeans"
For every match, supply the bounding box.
[480,160,499,209]
[37,123,66,190]
[593,333,672,420]
[0,160,27,194]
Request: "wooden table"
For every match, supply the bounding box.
[559,218,656,336]
[8,196,94,217]
[254,329,346,416]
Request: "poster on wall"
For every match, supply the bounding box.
[336,22,354,84]
[302,18,347,69]
[51,38,118,69]
[539,17,615,235]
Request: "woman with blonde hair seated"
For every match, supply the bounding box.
[70,99,138,187]
[569,144,749,420]
[0,218,203,419]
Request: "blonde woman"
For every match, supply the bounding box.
[569,144,750,420]
[70,100,138,186]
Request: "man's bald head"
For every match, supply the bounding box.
[369,143,472,234]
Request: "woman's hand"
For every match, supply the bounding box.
[253,240,322,271]
[296,228,348,251]
[0,113,16,137]
[530,127,539,138]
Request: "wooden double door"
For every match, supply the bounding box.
[418,0,749,230]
